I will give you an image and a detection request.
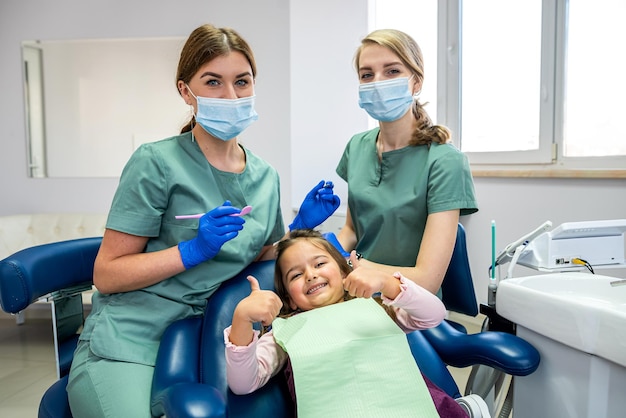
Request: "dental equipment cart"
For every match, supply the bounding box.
[486,219,626,418]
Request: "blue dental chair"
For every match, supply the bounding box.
[0,224,539,418]
[0,237,101,418]
[151,259,293,418]
[412,223,540,404]
[151,223,540,417]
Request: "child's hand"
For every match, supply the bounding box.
[343,251,401,299]
[234,276,283,326]
[343,252,383,298]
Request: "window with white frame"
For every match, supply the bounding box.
[372,0,626,174]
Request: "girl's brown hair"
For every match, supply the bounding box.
[176,24,257,133]
[354,29,451,146]
[274,229,396,321]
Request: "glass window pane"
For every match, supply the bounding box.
[461,0,542,153]
[564,0,626,157]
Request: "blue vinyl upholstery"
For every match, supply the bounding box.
[419,223,540,398]
[151,260,293,418]
[0,237,101,418]
[0,226,539,417]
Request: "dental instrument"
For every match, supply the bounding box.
[175,205,252,220]
[488,220,497,306]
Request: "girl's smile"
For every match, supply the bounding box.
[279,240,346,311]
[306,282,327,295]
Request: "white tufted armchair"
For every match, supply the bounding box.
[0,213,107,324]
[0,213,107,259]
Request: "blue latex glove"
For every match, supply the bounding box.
[289,180,340,230]
[322,232,350,258]
[178,201,245,269]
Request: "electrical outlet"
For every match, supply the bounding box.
[554,255,582,266]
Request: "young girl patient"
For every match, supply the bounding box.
[224,229,469,417]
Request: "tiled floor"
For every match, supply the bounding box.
[0,309,483,417]
[0,314,58,417]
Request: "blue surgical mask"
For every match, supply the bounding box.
[358,77,414,122]
[187,86,259,141]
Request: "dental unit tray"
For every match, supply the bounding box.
[517,219,626,271]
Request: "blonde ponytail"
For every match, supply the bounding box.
[410,101,451,146]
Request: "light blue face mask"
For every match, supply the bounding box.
[358,77,415,122]
[187,86,259,141]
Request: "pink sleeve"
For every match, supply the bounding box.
[381,274,447,332]
[223,327,288,395]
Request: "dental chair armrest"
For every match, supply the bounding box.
[151,316,226,418]
[407,330,462,399]
[421,320,540,376]
[0,237,101,313]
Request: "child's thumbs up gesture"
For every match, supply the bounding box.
[229,276,283,346]
[242,276,283,324]
[344,251,401,299]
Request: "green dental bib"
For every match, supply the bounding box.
[272,298,439,418]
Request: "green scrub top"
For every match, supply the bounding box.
[336,128,478,267]
[80,132,284,366]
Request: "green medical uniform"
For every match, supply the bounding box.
[336,128,477,267]
[68,132,284,417]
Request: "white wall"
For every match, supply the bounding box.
[0,0,292,219]
[290,0,369,207]
[1,0,624,306]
